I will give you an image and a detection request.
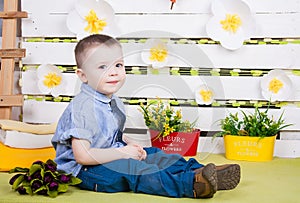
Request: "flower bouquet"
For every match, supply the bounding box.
[139,99,200,156]
[9,159,82,197]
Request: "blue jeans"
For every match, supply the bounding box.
[77,147,203,198]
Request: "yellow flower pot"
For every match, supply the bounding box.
[224,135,276,162]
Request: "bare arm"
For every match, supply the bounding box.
[72,138,147,165]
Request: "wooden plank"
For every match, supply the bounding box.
[21,0,300,14]
[118,75,300,101]
[0,11,28,18]
[0,0,18,119]
[117,14,300,38]
[273,140,300,158]
[110,0,300,13]
[21,71,300,101]
[0,48,26,58]
[22,100,68,123]
[124,105,300,131]
[22,42,300,69]
[21,13,300,38]
[21,100,300,131]
[0,95,23,107]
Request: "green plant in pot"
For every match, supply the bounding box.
[214,106,292,161]
[139,99,200,156]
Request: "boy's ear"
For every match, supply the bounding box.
[76,69,88,83]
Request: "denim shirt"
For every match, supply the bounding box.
[52,83,126,176]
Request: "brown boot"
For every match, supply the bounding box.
[216,164,241,190]
[193,163,217,198]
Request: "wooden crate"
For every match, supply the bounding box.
[18,0,300,157]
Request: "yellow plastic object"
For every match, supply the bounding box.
[0,142,55,171]
[224,135,276,162]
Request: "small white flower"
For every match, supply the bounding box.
[141,39,170,69]
[66,0,119,40]
[195,85,214,105]
[206,0,256,50]
[260,70,293,102]
[37,64,66,97]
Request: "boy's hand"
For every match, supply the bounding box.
[117,144,147,161]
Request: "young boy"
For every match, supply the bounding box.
[52,34,240,199]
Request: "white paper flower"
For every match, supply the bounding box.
[37,64,66,97]
[66,0,119,40]
[206,0,256,50]
[195,85,214,105]
[260,70,293,102]
[141,39,170,69]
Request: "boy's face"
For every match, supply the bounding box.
[77,44,125,98]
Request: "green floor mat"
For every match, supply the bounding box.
[1,153,299,203]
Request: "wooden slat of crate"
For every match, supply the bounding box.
[0,11,28,18]
[125,105,300,131]
[0,95,23,107]
[0,48,26,58]
[21,13,300,38]
[21,71,300,101]
[21,100,300,131]
[22,42,300,69]
[21,0,300,14]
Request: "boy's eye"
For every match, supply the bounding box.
[116,63,123,68]
[98,65,107,69]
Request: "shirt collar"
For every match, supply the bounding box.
[81,83,117,104]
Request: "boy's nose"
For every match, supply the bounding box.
[108,66,118,75]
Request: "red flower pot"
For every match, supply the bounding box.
[149,129,200,156]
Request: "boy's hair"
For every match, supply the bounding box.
[74,34,121,69]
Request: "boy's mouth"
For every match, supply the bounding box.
[107,80,118,85]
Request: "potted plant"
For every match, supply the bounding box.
[214,106,292,161]
[139,99,200,156]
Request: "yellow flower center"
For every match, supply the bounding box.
[84,9,107,34]
[220,14,242,33]
[43,72,62,88]
[268,78,284,94]
[200,90,213,102]
[149,45,168,62]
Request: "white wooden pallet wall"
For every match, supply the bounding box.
[20,0,300,157]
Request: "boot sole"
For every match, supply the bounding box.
[217,164,241,190]
[201,163,217,197]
